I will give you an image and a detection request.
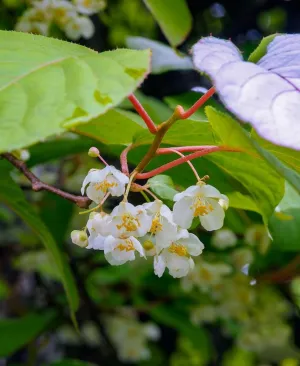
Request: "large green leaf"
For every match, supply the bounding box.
[0,31,150,153]
[0,312,56,357]
[143,0,192,47]
[148,175,178,200]
[205,107,284,222]
[0,165,79,314]
[47,360,96,366]
[74,108,146,145]
[269,182,300,251]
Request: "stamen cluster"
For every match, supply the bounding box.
[71,154,229,279]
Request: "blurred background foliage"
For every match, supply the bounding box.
[1,0,300,365]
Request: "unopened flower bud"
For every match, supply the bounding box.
[71,230,88,248]
[13,149,30,161]
[218,194,229,211]
[88,147,100,158]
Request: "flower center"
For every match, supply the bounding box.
[116,239,135,252]
[149,215,163,234]
[94,179,117,192]
[116,213,140,232]
[168,243,188,257]
[192,195,213,217]
[83,0,92,6]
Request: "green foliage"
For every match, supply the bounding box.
[205,107,284,222]
[0,31,150,153]
[47,360,97,366]
[248,34,277,63]
[0,163,79,315]
[148,175,178,200]
[0,311,56,357]
[269,183,300,251]
[143,0,192,47]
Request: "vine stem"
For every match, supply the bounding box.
[120,144,133,175]
[1,153,92,209]
[135,146,239,179]
[175,87,216,119]
[128,94,157,134]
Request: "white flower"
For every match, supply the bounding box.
[245,224,270,253]
[71,230,88,247]
[104,235,145,265]
[64,15,95,40]
[15,8,50,35]
[140,235,157,256]
[155,231,205,278]
[211,228,237,249]
[191,305,218,325]
[74,0,106,15]
[197,261,232,290]
[143,200,179,252]
[108,202,152,239]
[81,166,129,204]
[143,323,161,341]
[86,212,111,249]
[50,0,77,25]
[231,248,254,270]
[173,183,228,231]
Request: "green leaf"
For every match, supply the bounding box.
[0,279,9,300]
[205,107,284,222]
[248,34,277,63]
[0,31,150,153]
[126,36,192,74]
[148,175,178,200]
[143,0,192,47]
[0,312,56,357]
[0,167,79,315]
[150,305,212,363]
[74,108,146,145]
[269,182,300,251]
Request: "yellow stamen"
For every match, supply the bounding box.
[116,213,140,232]
[94,180,117,192]
[192,194,213,217]
[116,239,135,252]
[168,243,188,257]
[150,215,163,234]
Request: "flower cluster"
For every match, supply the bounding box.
[16,0,106,40]
[71,161,229,279]
[105,309,160,363]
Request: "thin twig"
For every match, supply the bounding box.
[2,153,91,209]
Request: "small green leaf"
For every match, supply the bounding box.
[0,166,79,315]
[248,34,277,63]
[148,175,178,200]
[0,312,56,357]
[269,182,300,251]
[0,31,150,153]
[143,0,192,47]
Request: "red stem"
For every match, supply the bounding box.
[128,94,157,134]
[120,144,133,175]
[176,87,216,120]
[135,146,239,179]
[157,146,217,154]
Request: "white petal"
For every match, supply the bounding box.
[131,237,146,258]
[106,175,125,197]
[105,251,128,266]
[143,200,162,215]
[110,166,129,185]
[180,233,205,256]
[173,185,200,202]
[201,184,222,199]
[86,184,105,204]
[200,199,225,231]
[87,234,105,250]
[155,218,178,251]
[135,211,152,237]
[173,197,194,229]
[154,255,166,277]
[160,204,174,222]
[167,255,191,278]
